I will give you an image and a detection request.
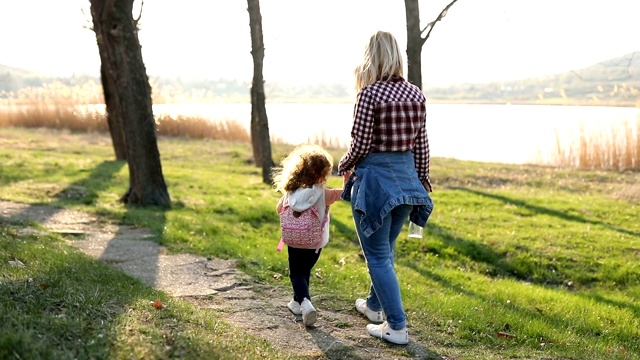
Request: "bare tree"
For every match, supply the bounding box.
[405,0,460,89]
[247,0,274,184]
[90,0,170,206]
[99,60,127,160]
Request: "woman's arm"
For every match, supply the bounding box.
[338,88,375,175]
[413,117,432,192]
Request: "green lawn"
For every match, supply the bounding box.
[1,127,638,359]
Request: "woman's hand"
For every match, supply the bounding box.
[422,179,433,193]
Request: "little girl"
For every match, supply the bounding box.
[273,144,343,327]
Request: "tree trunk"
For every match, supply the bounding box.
[405,0,423,89]
[247,0,274,184]
[90,0,170,206]
[99,61,127,160]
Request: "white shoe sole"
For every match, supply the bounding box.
[355,298,384,323]
[302,309,317,326]
[287,300,302,315]
[367,322,409,345]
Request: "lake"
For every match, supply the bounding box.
[153,103,640,165]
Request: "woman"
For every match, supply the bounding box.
[338,31,433,345]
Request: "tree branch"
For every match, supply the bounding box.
[421,0,460,46]
[133,0,144,29]
[627,51,636,78]
[81,7,94,32]
[570,70,583,81]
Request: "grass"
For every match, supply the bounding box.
[0,221,288,359]
[1,126,639,359]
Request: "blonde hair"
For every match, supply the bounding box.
[354,31,404,93]
[273,144,333,193]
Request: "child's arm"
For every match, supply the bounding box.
[276,195,286,214]
[324,188,343,206]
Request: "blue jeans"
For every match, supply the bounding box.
[353,202,412,330]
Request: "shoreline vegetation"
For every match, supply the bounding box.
[0,82,639,171]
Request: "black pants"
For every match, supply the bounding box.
[287,246,322,303]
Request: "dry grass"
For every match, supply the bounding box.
[615,183,640,203]
[0,101,251,142]
[0,81,107,132]
[155,114,250,142]
[0,84,253,143]
[554,119,640,170]
[306,130,349,149]
[0,84,346,146]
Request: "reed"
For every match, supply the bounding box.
[0,86,344,147]
[553,118,639,170]
[306,130,349,149]
[154,114,250,142]
[0,86,252,143]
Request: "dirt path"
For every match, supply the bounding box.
[0,201,447,359]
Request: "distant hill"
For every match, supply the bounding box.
[0,64,52,92]
[0,64,39,77]
[425,52,640,106]
[3,52,640,106]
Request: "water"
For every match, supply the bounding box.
[152,103,640,164]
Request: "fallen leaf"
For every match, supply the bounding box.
[39,283,49,290]
[497,331,516,339]
[152,299,164,309]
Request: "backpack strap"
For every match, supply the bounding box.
[312,206,330,253]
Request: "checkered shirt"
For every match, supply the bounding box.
[338,76,431,186]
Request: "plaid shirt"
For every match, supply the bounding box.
[338,76,431,187]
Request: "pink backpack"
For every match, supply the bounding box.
[277,203,329,253]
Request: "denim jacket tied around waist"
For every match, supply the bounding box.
[341,152,434,237]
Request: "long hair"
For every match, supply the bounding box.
[354,31,404,93]
[272,144,333,193]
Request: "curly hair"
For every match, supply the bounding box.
[273,144,333,193]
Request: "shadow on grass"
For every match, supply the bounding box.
[402,222,525,281]
[581,292,640,317]
[453,187,639,238]
[331,216,359,246]
[0,224,216,359]
[398,260,638,355]
[306,326,444,360]
[52,160,126,205]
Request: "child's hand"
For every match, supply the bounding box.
[342,171,352,187]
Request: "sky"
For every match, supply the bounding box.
[1,0,638,86]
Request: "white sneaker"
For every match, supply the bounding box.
[287,299,302,315]
[300,298,317,326]
[355,298,384,323]
[366,321,409,345]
